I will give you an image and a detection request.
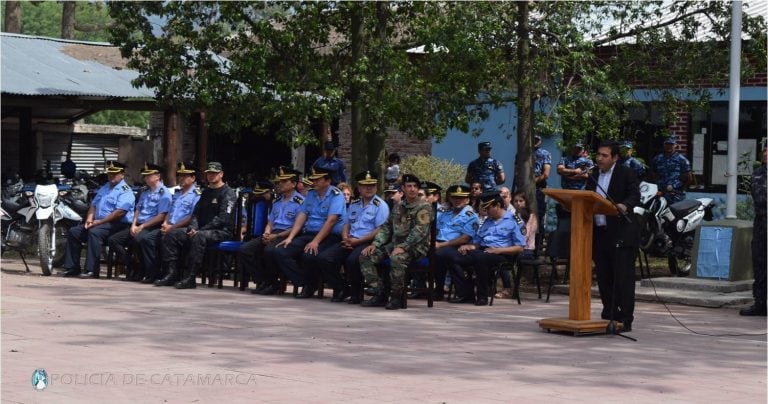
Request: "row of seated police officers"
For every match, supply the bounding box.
[59,160,525,310]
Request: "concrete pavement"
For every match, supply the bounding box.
[1,257,766,403]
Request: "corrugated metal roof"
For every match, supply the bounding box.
[0,33,155,99]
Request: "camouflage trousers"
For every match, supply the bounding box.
[359,244,425,295]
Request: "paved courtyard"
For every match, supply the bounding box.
[1,257,766,403]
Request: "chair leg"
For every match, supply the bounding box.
[426,271,434,308]
[489,267,500,307]
[546,260,557,303]
[512,262,522,305]
[106,248,113,279]
[239,257,248,292]
[535,264,542,299]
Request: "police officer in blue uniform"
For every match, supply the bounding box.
[619,140,646,180]
[61,161,135,278]
[312,141,347,185]
[108,163,172,283]
[557,140,594,190]
[247,168,305,295]
[309,171,389,303]
[274,166,346,297]
[453,191,526,306]
[650,136,691,203]
[431,185,479,302]
[161,162,237,289]
[154,162,201,286]
[466,142,506,192]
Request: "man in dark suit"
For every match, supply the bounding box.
[587,140,641,331]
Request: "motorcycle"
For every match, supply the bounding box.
[634,181,714,276]
[5,183,83,275]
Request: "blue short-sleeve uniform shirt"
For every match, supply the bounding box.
[436,205,479,242]
[347,195,389,239]
[302,186,346,235]
[91,179,135,224]
[135,184,172,224]
[474,210,526,248]
[269,191,305,232]
[168,186,201,225]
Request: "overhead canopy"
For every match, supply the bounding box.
[1,33,159,123]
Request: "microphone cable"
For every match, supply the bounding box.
[644,274,767,337]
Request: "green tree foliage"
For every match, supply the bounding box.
[106,1,765,216]
[107,2,489,177]
[83,110,149,128]
[2,1,112,42]
[399,155,465,192]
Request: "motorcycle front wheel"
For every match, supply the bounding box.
[38,221,53,276]
[52,223,69,267]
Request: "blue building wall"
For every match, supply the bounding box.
[431,101,565,193]
[432,86,765,228]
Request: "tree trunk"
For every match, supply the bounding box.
[366,2,388,185]
[4,1,21,33]
[349,5,367,179]
[61,1,76,39]
[515,1,537,214]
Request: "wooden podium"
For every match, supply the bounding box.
[538,189,619,335]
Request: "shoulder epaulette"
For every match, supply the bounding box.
[159,188,165,194]
[465,210,475,217]
[194,188,202,195]
[293,195,304,204]
[372,198,380,207]
[437,205,449,213]
[514,213,525,226]
[122,185,130,191]
[351,198,361,205]
[331,188,340,196]
[174,188,182,194]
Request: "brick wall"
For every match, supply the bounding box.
[335,110,432,170]
[668,103,691,153]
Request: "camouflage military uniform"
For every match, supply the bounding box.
[750,162,766,310]
[652,152,690,203]
[360,198,432,296]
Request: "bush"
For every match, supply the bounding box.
[399,155,466,190]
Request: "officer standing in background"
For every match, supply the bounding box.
[313,141,347,185]
[650,136,691,204]
[248,168,305,295]
[433,185,478,302]
[108,163,172,283]
[154,163,201,286]
[619,140,646,180]
[274,167,346,298]
[359,174,432,310]
[557,140,594,190]
[466,142,505,192]
[61,161,135,279]
[453,191,526,306]
[162,162,237,289]
[741,146,767,316]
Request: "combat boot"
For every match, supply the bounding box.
[361,288,389,307]
[385,293,404,310]
[154,262,178,287]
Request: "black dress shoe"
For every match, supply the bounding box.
[78,272,98,279]
[475,297,489,306]
[140,277,156,284]
[174,278,196,289]
[331,288,351,303]
[61,269,81,277]
[407,291,426,299]
[621,321,632,332]
[739,305,767,316]
[253,284,279,295]
[347,295,362,305]
[449,296,474,304]
[364,287,377,296]
[154,277,177,287]
[295,286,316,299]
